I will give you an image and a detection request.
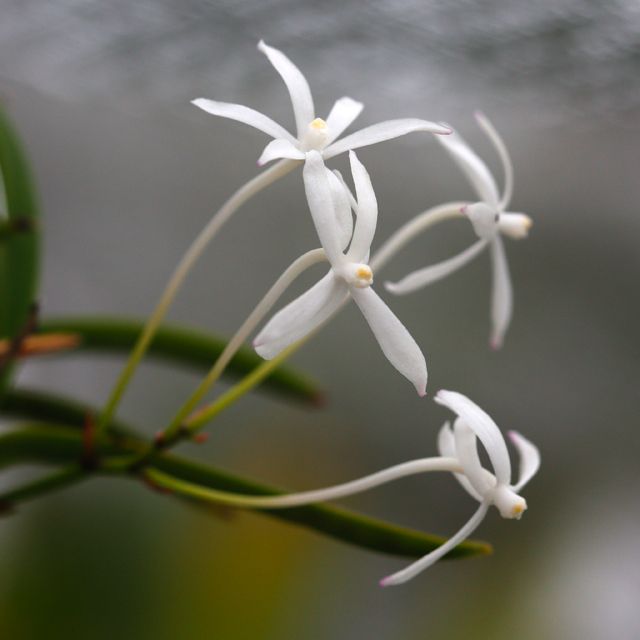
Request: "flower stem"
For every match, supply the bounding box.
[144,456,462,509]
[160,248,327,443]
[97,159,301,434]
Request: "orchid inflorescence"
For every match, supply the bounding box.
[110,40,540,586]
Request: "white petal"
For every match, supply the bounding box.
[331,170,358,212]
[490,236,513,350]
[438,422,484,501]
[385,239,488,295]
[254,272,348,359]
[257,138,305,166]
[346,151,378,262]
[499,212,532,240]
[191,99,294,142]
[350,287,427,396]
[380,501,490,586]
[326,170,354,251]
[325,97,364,144]
[509,431,541,492]
[303,151,345,266]
[258,41,314,138]
[475,112,514,210]
[434,390,511,486]
[437,124,500,207]
[323,119,451,160]
[453,419,495,497]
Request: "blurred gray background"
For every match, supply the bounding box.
[1,1,639,638]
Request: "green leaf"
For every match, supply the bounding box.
[0,389,491,561]
[38,317,322,405]
[0,105,40,396]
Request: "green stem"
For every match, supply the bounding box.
[98,159,300,434]
[0,465,85,509]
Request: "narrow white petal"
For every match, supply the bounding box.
[380,501,490,586]
[490,236,513,350]
[509,431,541,492]
[191,99,294,142]
[350,287,427,396]
[438,422,484,501]
[257,138,305,166]
[326,170,354,250]
[434,390,511,486]
[254,272,348,359]
[475,112,514,210]
[325,97,364,144]
[385,239,489,295]
[303,151,345,266]
[498,212,532,239]
[436,124,500,207]
[453,419,495,496]
[323,119,451,159]
[258,41,314,138]
[347,151,378,262]
[331,170,358,211]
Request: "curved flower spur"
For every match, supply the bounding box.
[379,390,540,586]
[192,41,450,166]
[254,150,428,396]
[385,113,532,348]
[145,391,539,585]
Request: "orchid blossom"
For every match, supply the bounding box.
[385,113,532,348]
[380,389,540,586]
[254,150,428,396]
[192,41,449,167]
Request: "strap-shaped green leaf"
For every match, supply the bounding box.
[0,389,491,561]
[39,317,321,405]
[0,105,40,396]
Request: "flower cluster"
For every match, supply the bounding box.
[188,41,540,584]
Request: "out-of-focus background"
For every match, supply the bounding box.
[1,1,639,638]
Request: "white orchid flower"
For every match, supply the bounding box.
[192,41,450,167]
[385,113,532,348]
[254,150,428,395]
[380,389,540,586]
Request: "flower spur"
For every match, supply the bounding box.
[254,150,428,395]
[192,41,450,166]
[145,391,539,585]
[379,389,540,586]
[385,113,532,348]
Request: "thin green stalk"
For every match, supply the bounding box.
[98,159,300,434]
[0,465,85,509]
[163,249,326,441]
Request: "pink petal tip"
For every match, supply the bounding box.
[379,577,392,588]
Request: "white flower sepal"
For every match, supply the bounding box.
[254,150,428,396]
[380,390,540,586]
[192,41,450,166]
[385,113,532,349]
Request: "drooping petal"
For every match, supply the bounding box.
[303,151,345,266]
[380,501,490,586]
[350,287,427,396]
[258,41,315,138]
[475,112,514,210]
[191,99,294,142]
[498,212,532,239]
[326,169,354,250]
[509,431,541,492]
[489,236,513,350]
[346,151,378,262]
[325,97,364,144]
[438,422,484,501]
[385,239,489,295]
[331,170,358,211]
[453,419,495,496]
[254,272,348,359]
[257,138,305,166]
[436,124,500,208]
[434,390,511,486]
[323,119,451,160]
